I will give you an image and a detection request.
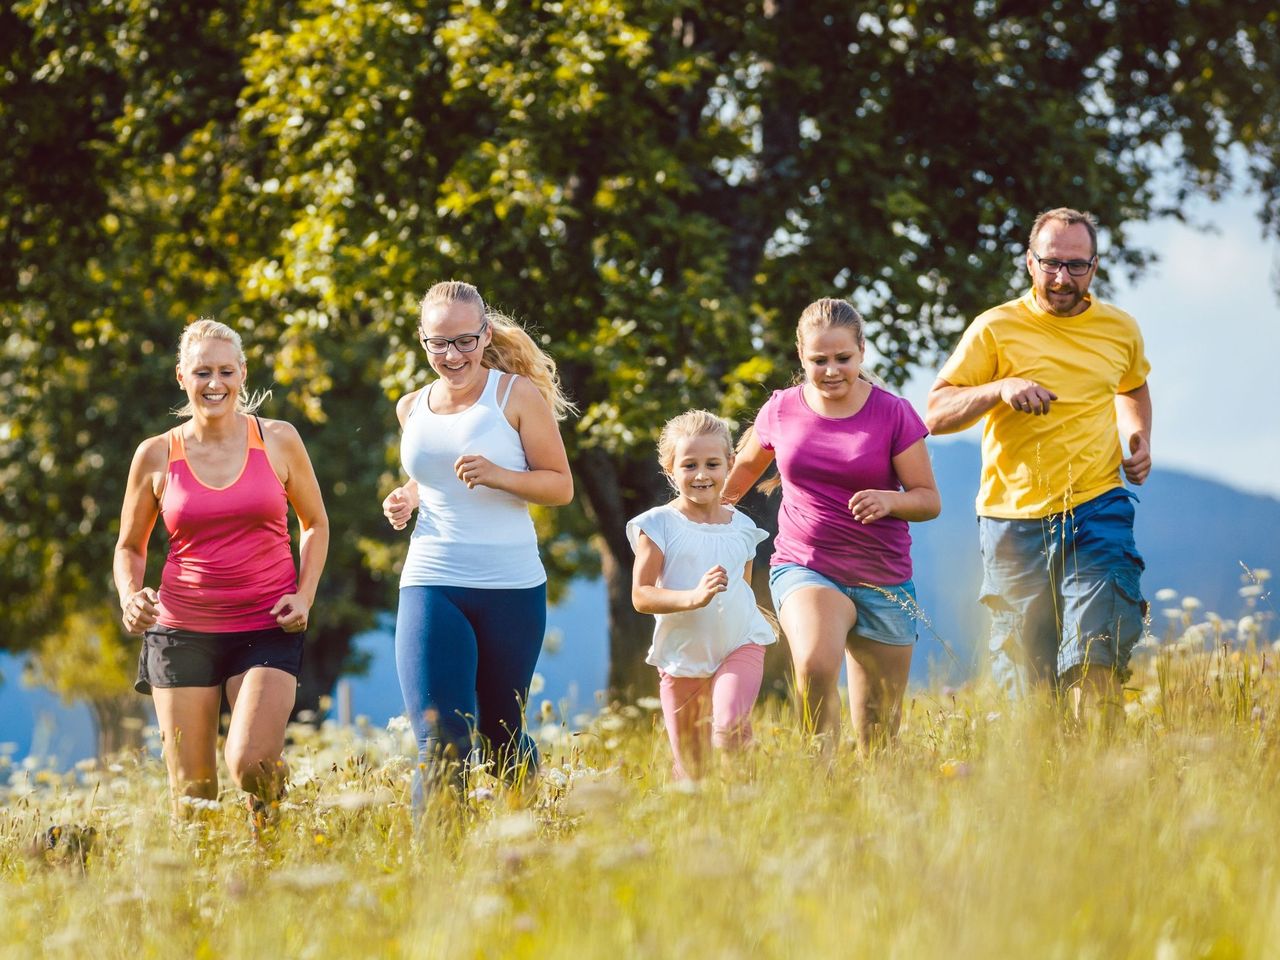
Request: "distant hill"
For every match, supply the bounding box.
[910,440,1280,682]
[4,440,1277,762]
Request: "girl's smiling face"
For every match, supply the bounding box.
[800,325,865,402]
[669,433,732,507]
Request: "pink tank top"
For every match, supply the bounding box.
[156,416,297,633]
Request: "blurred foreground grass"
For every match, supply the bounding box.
[3,632,1280,959]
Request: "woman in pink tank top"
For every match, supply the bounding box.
[113,319,329,826]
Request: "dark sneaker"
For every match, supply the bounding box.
[246,796,278,843]
[31,824,97,868]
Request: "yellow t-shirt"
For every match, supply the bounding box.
[939,290,1150,519]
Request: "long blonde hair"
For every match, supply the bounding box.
[419,281,575,421]
[173,318,269,417]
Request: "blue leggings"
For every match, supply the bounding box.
[394,583,546,792]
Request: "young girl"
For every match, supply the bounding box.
[627,410,776,780]
[723,298,940,752]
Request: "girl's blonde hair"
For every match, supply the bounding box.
[174,318,270,417]
[419,281,576,421]
[657,409,734,475]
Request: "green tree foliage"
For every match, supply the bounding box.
[3,1,1278,712]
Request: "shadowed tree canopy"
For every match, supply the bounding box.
[2,0,1278,712]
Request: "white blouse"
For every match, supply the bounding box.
[626,503,776,677]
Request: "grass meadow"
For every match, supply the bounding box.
[2,605,1278,959]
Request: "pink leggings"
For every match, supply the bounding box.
[658,643,766,780]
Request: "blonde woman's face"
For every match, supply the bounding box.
[420,301,491,388]
[800,326,864,402]
[177,339,244,419]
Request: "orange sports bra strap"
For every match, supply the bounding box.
[167,427,186,464]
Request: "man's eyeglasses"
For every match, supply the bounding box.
[1031,251,1096,277]
[420,320,488,355]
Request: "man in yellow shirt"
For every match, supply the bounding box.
[925,208,1152,719]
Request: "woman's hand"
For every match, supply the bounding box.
[270,593,311,633]
[455,454,506,491]
[383,485,418,530]
[848,489,898,524]
[121,587,160,635]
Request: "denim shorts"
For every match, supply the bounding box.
[768,563,919,646]
[135,624,304,695]
[979,487,1147,693]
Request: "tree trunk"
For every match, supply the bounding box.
[599,543,658,701]
[572,446,668,699]
[298,630,355,719]
[91,693,150,758]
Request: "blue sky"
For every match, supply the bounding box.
[891,190,1280,499]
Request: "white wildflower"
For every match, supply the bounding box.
[178,795,220,812]
[1154,587,1178,602]
[561,778,626,817]
[535,722,569,747]
[665,778,701,795]
[484,811,538,842]
[471,893,507,921]
[1181,596,1202,611]
[528,672,545,696]
[275,864,346,891]
[542,627,564,655]
[319,788,394,811]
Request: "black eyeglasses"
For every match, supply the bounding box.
[419,320,488,355]
[1031,251,1096,277]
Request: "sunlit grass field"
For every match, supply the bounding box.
[3,611,1278,959]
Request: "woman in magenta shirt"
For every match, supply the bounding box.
[724,298,940,753]
[114,319,328,824]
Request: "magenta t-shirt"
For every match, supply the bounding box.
[754,383,928,586]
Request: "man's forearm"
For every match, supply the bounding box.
[925,381,1002,434]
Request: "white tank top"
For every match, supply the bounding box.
[399,368,546,589]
